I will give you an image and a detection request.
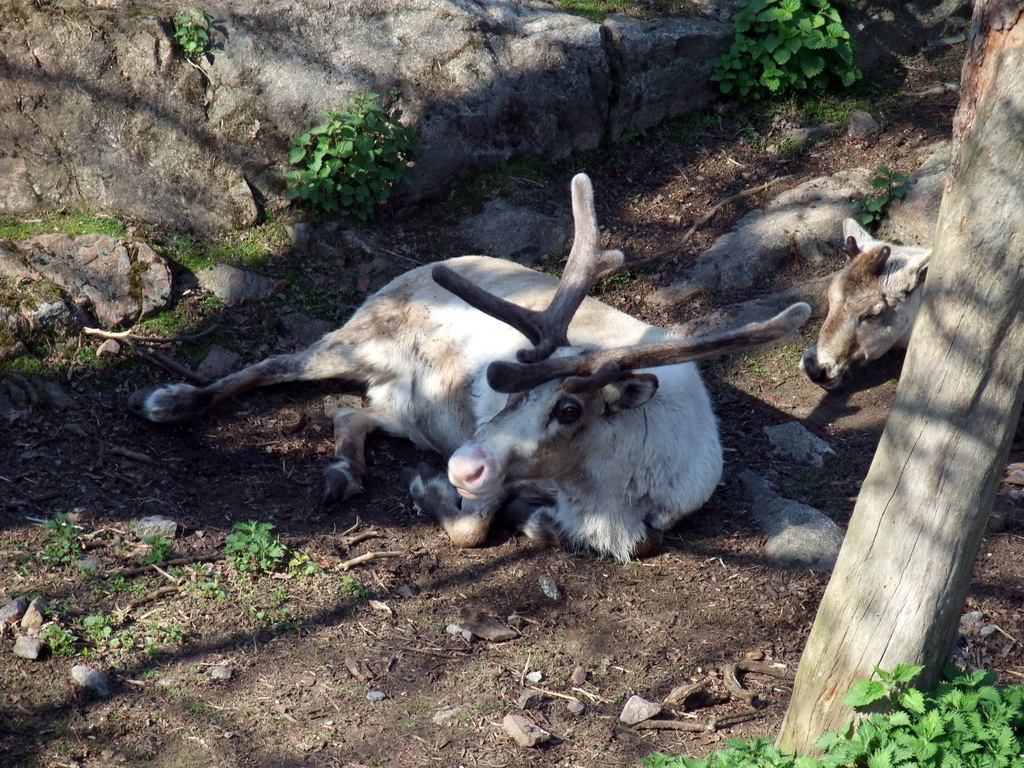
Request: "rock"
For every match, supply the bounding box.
[0,234,172,328]
[619,695,662,725]
[209,665,233,680]
[197,346,242,380]
[538,575,563,601]
[279,313,337,347]
[517,690,545,710]
[502,712,551,748]
[13,635,44,660]
[847,110,880,140]
[566,699,586,715]
[96,338,122,357]
[458,199,571,267]
[877,141,950,247]
[40,381,79,411]
[195,264,285,307]
[569,666,587,686]
[366,690,386,702]
[432,705,468,726]
[134,515,177,541]
[445,623,475,643]
[525,670,544,684]
[21,598,46,634]
[0,597,28,626]
[740,470,844,571]
[646,169,873,309]
[71,664,112,696]
[762,421,836,468]
[455,609,518,642]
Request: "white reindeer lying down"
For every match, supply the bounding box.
[801,219,931,390]
[130,174,810,562]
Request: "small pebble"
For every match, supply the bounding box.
[525,670,543,684]
[538,575,563,601]
[366,690,386,702]
[71,664,112,696]
[13,635,44,660]
[567,699,585,715]
[209,665,233,680]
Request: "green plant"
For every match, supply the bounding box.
[285,93,419,220]
[82,614,115,646]
[40,512,81,565]
[224,521,288,574]
[172,8,216,64]
[141,536,174,565]
[339,576,370,599]
[852,164,909,228]
[641,665,1024,768]
[41,623,78,657]
[712,0,861,101]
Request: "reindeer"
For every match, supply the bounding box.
[129,174,810,562]
[800,218,931,390]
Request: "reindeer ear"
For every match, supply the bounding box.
[601,373,658,413]
[887,245,932,296]
[842,218,872,248]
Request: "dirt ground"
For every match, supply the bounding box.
[2,40,1022,768]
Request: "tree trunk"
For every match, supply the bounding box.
[777,2,1024,754]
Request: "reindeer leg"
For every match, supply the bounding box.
[404,463,502,548]
[324,406,402,503]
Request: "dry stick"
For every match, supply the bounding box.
[82,324,219,345]
[119,585,183,615]
[528,686,582,704]
[107,551,221,577]
[337,550,404,571]
[400,645,471,658]
[129,341,210,385]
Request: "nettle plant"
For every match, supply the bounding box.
[712,0,861,100]
[172,8,216,64]
[852,164,909,228]
[285,93,419,220]
[642,665,1024,768]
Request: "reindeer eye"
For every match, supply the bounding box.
[861,304,885,322]
[552,398,583,425]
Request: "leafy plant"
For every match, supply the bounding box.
[712,0,861,100]
[224,521,288,574]
[141,536,174,565]
[852,164,909,228]
[40,512,82,565]
[641,665,1024,768]
[172,8,216,64]
[285,93,419,220]
[82,614,115,646]
[339,576,370,599]
[40,623,78,657]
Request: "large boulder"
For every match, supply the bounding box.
[0,0,731,233]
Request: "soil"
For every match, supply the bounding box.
[2,41,1022,768]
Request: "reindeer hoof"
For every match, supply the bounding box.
[632,525,664,559]
[323,461,363,503]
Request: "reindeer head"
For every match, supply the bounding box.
[434,174,812,500]
[801,219,931,390]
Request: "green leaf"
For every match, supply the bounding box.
[900,688,927,715]
[845,680,888,708]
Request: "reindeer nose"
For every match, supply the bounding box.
[448,444,497,495]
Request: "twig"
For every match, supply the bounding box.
[129,342,210,385]
[723,662,756,706]
[83,324,219,345]
[337,550,404,571]
[118,585,183,615]
[106,551,221,577]
[399,645,471,658]
[529,686,581,704]
[107,445,155,464]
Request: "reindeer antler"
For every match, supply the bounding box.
[486,303,813,394]
[432,174,623,363]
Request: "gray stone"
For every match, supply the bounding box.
[456,609,518,642]
[458,199,571,267]
[134,515,177,541]
[647,169,873,308]
[96,339,122,357]
[567,699,586,715]
[877,141,950,247]
[13,635,44,660]
[197,346,242,380]
[847,110,881,140]
[0,597,28,626]
[71,664,112,696]
[763,421,836,468]
[740,470,844,571]
[195,264,285,307]
[366,690,386,702]
[538,575,563,601]
[525,670,544,684]
[209,665,233,680]
[619,695,662,725]
[517,690,545,710]
[445,623,475,643]
[432,705,468,726]
[40,381,79,411]
[502,712,551,748]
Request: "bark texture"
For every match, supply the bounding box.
[777,1,1024,753]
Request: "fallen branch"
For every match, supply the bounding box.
[106,551,221,577]
[337,550,404,571]
[129,342,210,385]
[83,324,219,345]
[118,585,184,615]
